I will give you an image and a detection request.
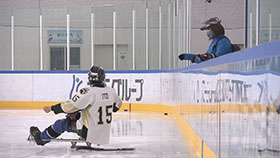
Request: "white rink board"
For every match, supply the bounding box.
[0,71,280,106]
[0,74,33,101]
[32,74,80,101]
[106,73,162,105]
[0,72,162,105]
[180,72,270,105]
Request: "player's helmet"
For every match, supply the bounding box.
[200,17,221,31]
[88,66,105,85]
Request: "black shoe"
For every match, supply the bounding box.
[30,126,47,146]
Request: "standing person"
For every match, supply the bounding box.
[179,17,232,63]
[30,66,122,146]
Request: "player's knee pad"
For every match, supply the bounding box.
[52,119,68,132]
[47,125,61,138]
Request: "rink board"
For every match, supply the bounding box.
[1,71,279,109]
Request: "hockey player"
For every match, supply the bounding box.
[30,66,122,146]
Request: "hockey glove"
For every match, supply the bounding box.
[178,54,186,60]
[195,53,215,63]
[43,106,51,113]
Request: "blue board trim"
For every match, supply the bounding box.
[1,69,279,77]
[0,69,172,74]
[0,70,88,74]
[182,70,280,76]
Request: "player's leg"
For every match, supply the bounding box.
[41,118,68,139]
[30,112,81,146]
[80,125,88,139]
[30,118,68,146]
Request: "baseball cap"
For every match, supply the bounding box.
[200,17,221,31]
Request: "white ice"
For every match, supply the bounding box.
[0,110,197,158]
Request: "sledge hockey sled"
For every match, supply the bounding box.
[27,134,135,151]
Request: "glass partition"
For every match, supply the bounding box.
[14,8,39,70]
[182,52,280,157]
[115,2,133,70]
[42,7,67,70]
[3,0,280,71]
[260,0,280,45]
[0,8,12,70]
[0,0,189,71]
[247,0,257,48]
[247,0,280,47]
[134,1,146,70]
[69,7,91,70]
[93,5,114,70]
[201,55,280,73]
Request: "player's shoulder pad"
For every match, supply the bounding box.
[79,88,89,95]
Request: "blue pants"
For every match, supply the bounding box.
[40,118,68,140]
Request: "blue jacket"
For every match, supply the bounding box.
[206,34,232,57]
[195,35,232,63]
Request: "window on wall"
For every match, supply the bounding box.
[50,47,80,70]
[70,47,80,70]
[50,47,64,70]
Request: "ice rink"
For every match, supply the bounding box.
[0,110,198,158]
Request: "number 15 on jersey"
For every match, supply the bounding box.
[97,105,112,125]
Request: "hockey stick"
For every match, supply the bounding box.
[258,148,280,153]
[28,134,86,142]
[72,145,135,151]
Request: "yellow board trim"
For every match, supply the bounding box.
[177,103,277,114]
[0,101,60,109]
[0,101,274,113]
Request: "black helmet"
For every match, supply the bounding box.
[88,66,105,85]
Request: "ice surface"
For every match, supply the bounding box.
[0,110,198,158]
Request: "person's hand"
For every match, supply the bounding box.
[178,54,186,60]
[43,106,51,113]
